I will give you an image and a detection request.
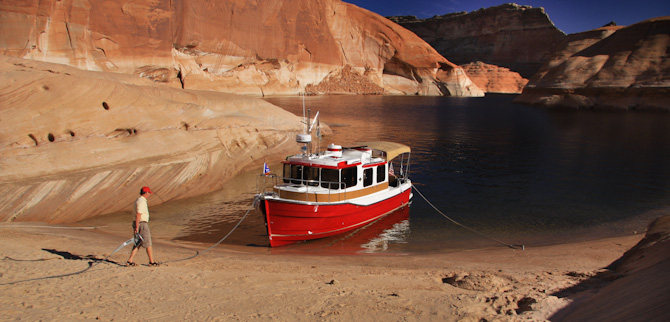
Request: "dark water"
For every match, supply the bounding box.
[105,95,670,254]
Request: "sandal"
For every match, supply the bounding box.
[149,262,160,267]
[126,261,137,267]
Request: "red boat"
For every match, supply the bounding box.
[269,206,411,254]
[256,141,413,247]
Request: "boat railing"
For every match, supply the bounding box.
[256,174,347,203]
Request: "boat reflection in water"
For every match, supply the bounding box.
[268,205,410,254]
[358,206,410,253]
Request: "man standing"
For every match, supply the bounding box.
[127,186,159,266]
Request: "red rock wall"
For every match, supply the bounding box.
[461,62,528,94]
[0,0,483,96]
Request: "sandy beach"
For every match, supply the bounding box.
[2,217,667,322]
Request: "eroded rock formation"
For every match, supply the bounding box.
[461,62,528,94]
[515,18,670,110]
[0,0,482,96]
[305,65,384,95]
[0,56,304,223]
[389,3,566,79]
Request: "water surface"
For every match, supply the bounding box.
[86,95,670,254]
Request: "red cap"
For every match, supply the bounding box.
[141,186,152,194]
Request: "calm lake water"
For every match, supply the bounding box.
[86,95,670,254]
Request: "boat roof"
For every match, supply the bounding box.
[356,141,411,161]
[284,141,410,169]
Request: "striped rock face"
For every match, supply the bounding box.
[0,56,304,222]
[517,18,670,110]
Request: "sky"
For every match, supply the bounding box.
[345,0,670,35]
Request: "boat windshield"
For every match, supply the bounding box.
[320,168,341,189]
[282,164,359,190]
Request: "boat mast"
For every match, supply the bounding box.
[295,93,321,156]
[296,93,313,156]
[307,108,312,154]
[302,93,307,133]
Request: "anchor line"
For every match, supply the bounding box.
[412,184,524,250]
[160,201,255,264]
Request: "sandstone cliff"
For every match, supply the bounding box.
[461,62,528,94]
[551,216,670,321]
[515,18,670,110]
[389,3,566,79]
[0,0,482,97]
[0,56,304,223]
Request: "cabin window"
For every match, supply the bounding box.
[341,167,357,188]
[377,164,386,183]
[364,168,373,187]
[290,164,304,184]
[282,164,291,183]
[321,168,340,189]
[306,166,320,186]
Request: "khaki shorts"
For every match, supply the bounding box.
[132,221,152,248]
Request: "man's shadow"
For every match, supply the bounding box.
[42,248,125,266]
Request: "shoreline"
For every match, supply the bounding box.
[71,162,666,256]
[75,199,659,256]
[0,221,648,321]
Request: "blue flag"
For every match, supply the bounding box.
[263,162,271,175]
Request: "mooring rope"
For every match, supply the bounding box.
[1,200,256,285]
[412,184,524,250]
[1,237,135,286]
[160,201,255,264]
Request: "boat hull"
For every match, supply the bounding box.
[263,187,412,247]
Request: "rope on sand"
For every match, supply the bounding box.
[0,200,256,285]
[1,237,135,286]
[412,184,524,250]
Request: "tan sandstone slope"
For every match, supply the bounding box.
[0,56,304,223]
[550,216,670,321]
[516,18,670,110]
[0,0,482,97]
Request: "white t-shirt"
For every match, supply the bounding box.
[135,196,150,222]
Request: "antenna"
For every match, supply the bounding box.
[302,93,307,133]
[307,108,311,154]
[311,111,320,152]
[295,94,321,156]
[308,111,319,133]
[296,93,312,155]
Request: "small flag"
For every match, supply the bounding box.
[263,162,271,175]
[388,163,395,176]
